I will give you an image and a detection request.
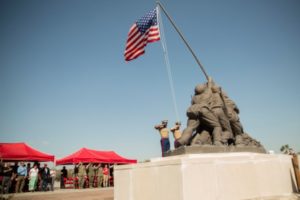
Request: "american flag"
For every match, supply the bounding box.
[124,8,160,61]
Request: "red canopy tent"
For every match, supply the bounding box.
[56,147,137,165]
[0,142,55,162]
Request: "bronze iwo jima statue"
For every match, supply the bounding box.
[163,76,266,156]
[170,77,266,155]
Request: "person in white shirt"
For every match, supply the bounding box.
[50,168,56,191]
[28,164,39,192]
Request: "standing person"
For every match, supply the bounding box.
[0,159,4,181]
[93,164,98,186]
[0,160,3,193]
[109,165,114,187]
[60,166,67,189]
[49,168,56,191]
[96,164,103,188]
[73,164,79,189]
[40,164,50,191]
[1,163,13,194]
[77,162,86,189]
[28,164,39,192]
[102,164,109,187]
[154,120,170,156]
[24,163,31,192]
[73,164,78,178]
[36,162,42,191]
[15,161,27,193]
[170,122,182,148]
[86,163,95,188]
[0,159,3,174]
[10,162,18,193]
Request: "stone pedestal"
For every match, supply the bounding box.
[164,145,267,157]
[114,153,299,200]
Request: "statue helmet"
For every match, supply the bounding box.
[194,84,206,94]
[211,85,220,93]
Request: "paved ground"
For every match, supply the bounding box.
[1,188,113,200]
[1,187,299,200]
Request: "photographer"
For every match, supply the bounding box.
[171,121,182,148]
[154,120,170,156]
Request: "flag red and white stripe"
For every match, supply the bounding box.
[124,9,160,61]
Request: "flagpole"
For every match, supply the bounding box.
[157,6,180,122]
[156,1,209,81]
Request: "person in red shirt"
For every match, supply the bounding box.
[102,165,109,187]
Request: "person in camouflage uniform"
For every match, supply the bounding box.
[96,164,104,188]
[77,162,86,189]
[87,163,95,188]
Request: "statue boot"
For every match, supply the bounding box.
[221,131,233,146]
[235,134,245,147]
[212,127,223,146]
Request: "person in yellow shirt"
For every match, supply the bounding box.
[170,122,182,148]
[154,120,170,156]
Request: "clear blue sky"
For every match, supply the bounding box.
[1,0,299,161]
